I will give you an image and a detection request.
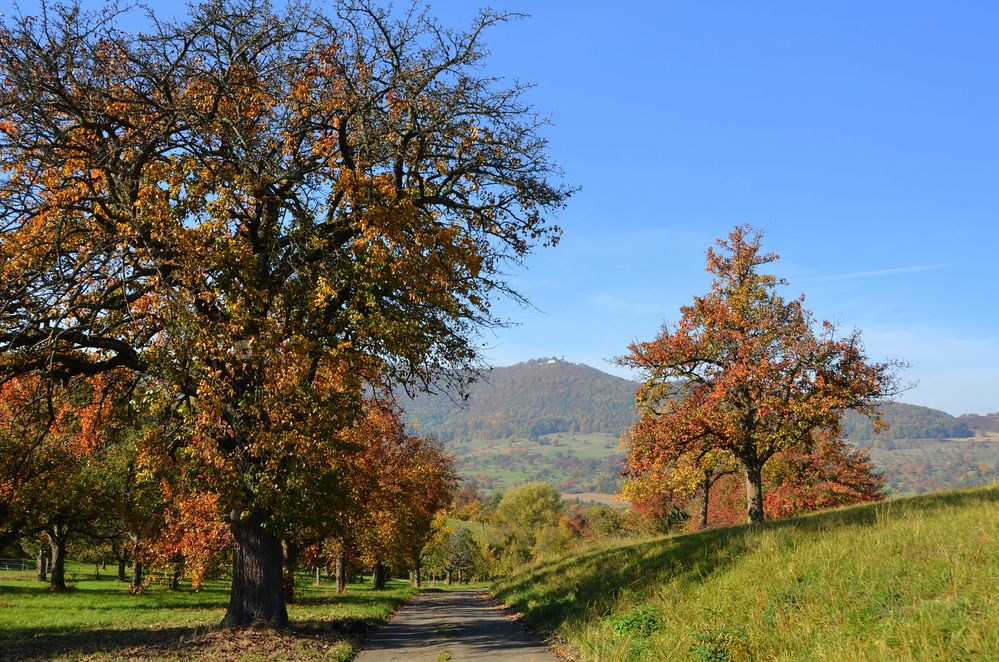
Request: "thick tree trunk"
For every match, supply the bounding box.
[48,526,68,591]
[282,540,298,605]
[446,569,452,585]
[699,475,711,530]
[36,545,48,582]
[744,463,765,524]
[335,551,347,594]
[373,561,386,590]
[314,566,321,587]
[222,509,288,628]
[412,556,421,588]
[117,556,127,582]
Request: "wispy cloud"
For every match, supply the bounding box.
[810,263,952,282]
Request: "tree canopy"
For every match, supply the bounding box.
[620,226,902,523]
[0,0,569,625]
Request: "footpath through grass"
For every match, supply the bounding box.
[0,563,415,661]
[493,485,999,661]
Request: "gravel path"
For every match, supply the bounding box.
[354,589,558,661]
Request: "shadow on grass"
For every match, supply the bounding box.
[1,615,381,660]
[1,624,212,660]
[493,486,999,631]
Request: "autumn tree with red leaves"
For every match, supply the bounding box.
[620,226,902,524]
[0,0,567,625]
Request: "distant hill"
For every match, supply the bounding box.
[842,403,974,441]
[402,358,639,441]
[403,358,978,443]
[958,412,999,434]
[403,359,998,496]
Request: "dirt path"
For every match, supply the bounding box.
[354,589,558,661]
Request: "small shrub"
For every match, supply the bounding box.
[608,605,662,638]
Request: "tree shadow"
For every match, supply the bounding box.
[0,624,211,660]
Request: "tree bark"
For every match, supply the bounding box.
[36,545,48,582]
[282,540,298,605]
[335,551,347,594]
[373,561,386,590]
[131,559,143,589]
[222,509,288,628]
[699,475,711,530]
[412,556,421,588]
[446,569,452,585]
[314,566,321,587]
[48,525,68,591]
[744,462,765,524]
[171,553,183,591]
[117,556,127,582]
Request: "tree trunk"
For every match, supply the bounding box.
[282,540,298,605]
[131,559,143,590]
[130,534,142,590]
[446,569,452,585]
[412,556,421,588]
[744,462,765,524]
[314,566,321,587]
[117,556,127,582]
[335,551,347,594]
[222,509,288,628]
[48,526,68,591]
[373,561,386,590]
[171,553,183,591]
[699,475,711,530]
[36,545,48,582]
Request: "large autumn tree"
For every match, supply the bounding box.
[620,226,902,524]
[0,0,569,626]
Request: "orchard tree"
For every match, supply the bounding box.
[620,226,902,524]
[0,0,569,625]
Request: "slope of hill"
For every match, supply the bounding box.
[841,403,974,441]
[958,412,999,434]
[403,358,639,441]
[493,486,999,661]
[402,359,999,496]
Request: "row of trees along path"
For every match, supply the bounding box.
[0,0,570,627]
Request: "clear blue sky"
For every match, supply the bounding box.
[7,1,997,415]
[426,1,999,416]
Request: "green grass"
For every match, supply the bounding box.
[0,563,416,660]
[493,485,999,661]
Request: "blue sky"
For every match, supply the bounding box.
[424,1,999,416]
[5,1,996,415]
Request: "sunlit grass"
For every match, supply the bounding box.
[0,563,415,660]
[493,485,999,661]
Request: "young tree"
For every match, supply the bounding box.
[0,1,569,625]
[620,226,902,524]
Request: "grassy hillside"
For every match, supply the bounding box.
[493,486,999,661]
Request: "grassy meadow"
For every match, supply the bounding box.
[493,485,999,661]
[0,563,415,660]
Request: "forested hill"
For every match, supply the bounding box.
[842,403,974,441]
[402,359,982,443]
[402,358,639,441]
[958,412,999,434]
